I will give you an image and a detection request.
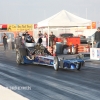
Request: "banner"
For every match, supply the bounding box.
[87,22,96,29]
[7,24,33,31]
[0,24,7,30]
[90,48,100,60]
[7,24,16,31]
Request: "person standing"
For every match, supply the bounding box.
[49,31,56,47]
[30,35,35,43]
[2,33,8,51]
[37,34,42,45]
[23,31,29,39]
[15,33,22,49]
[38,31,43,38]
[94,27,100,48]
[44,32,48,47]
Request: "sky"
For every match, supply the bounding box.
[0,0,100,25]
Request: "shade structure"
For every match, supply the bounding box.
[37,10,92,28]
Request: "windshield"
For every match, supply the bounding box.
[60,33,73,37]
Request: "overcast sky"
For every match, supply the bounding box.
[0,0,100,25]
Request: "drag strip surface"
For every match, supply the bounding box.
[0,49,100,100]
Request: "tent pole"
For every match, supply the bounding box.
[91,23,93,48]
[48,25,50,50]
[33,24,34,37]
[77,26,79,36]
[36,28,38,43]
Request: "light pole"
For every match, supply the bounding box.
[44,10,46,19]
[19,10,21,24]
[86,8,87,19]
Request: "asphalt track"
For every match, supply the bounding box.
[0,47,100,100]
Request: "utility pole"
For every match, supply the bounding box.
[86,8,87,19]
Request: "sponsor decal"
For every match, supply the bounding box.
[92,49,94,57]
[50,61,53,65]
[97,49,100,58]
[39,57,51,64]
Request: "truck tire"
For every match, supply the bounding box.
[53,56,59,71]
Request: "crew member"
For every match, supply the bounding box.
[2,33,8,51]
[94,27,100,48]
[37,34,42,44]
[49,31,56,47]
[15,33,22,49]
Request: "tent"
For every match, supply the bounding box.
[37,10,92,28]
[37,10,92,47]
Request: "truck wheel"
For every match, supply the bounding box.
[16,49,23,65]
[53,56,59,71]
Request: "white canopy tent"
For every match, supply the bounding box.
[37,10,92,28]
[37,10,92,47]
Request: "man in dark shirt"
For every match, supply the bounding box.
[2,33,8,51]
[15,33,22,49]
[37,34,42,44]
[94,27,100,48]
[38,31,43,38]
[49,31,56,47]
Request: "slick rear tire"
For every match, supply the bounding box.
[16,49,22,65]
[16,48,26,65]
[53,56,59,71]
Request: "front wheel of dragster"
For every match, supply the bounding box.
[53,56,59,71]
[76,55,82,71]
[76,63,81,70]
